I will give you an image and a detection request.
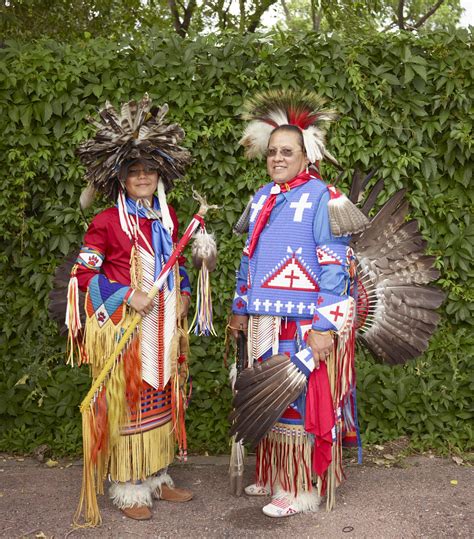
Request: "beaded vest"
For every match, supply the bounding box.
[246,178,330,319]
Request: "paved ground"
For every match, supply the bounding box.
[0,452,472,538]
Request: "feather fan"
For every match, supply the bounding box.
[230,354,307,447]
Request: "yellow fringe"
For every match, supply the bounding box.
[130,244,142,290]
[108,421,175,483]
[321,350,344,511]
[73,408,102,528]
[84,310,135,376]
[169,332,180,379]
[106,361,128,449]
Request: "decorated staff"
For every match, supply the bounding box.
[228,329,248,496]
[52,95,216,527]
[229,89,443,518]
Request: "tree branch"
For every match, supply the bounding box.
[181,0,197,34]
[167,0,184,36]
[206,0,231,31]
[381,20,397,33]
[167,0,196,37]
[239,0,246,32]
[397,0,405,30]
[413,0,446,29]
[247,0,278,33]
[280,0,290,22]
[311,1,322,33]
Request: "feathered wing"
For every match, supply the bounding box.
[229,355,307,447]
[350,170,445,364]
[233,196,252,235]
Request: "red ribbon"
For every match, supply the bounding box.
[246,171,314,258]
[305,362,335,478]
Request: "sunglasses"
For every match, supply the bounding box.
[127,166,158,177]
[266,148,302,158]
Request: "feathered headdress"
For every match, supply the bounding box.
[239,89,338,165]
[237,89,369,236]
[76,94,192,208]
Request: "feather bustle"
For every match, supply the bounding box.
[49,251,86,335]
[233,197,252,235]
[352,173,445,364]
[328,195,370,236]
[79,184,97,210]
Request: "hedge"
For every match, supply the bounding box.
[0,29,472,455]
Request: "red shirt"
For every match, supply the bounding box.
[76,205,185,291]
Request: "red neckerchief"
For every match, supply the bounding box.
[246,171,314,258]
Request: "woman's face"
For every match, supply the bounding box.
[124,162,158,203]
[266,130,309,184]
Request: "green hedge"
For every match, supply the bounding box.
[0,29,472,455]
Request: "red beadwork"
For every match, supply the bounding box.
[356,281,369,330]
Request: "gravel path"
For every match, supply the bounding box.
[0,453,472,538]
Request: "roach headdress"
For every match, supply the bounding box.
[236,89,369,237]
[239,89,338,164]
[77,94,192,207]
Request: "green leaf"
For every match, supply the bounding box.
[92,85,103,98]
[43,102,53,123]
[412,64,427,81]
[381,73,400,85]
[53,121,65,139]
[59,235,70,255]
[20,106,32,128]
[404,65,414,84]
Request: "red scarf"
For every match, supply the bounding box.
[305,363,335,481]
[246,171,315,258]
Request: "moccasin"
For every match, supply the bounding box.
[262,496,300,518]
[121,505,152,520]
[155,484,193,502]
[244,484,270,496]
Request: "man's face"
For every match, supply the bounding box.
[266,130,309,184]
[124,162,158,203]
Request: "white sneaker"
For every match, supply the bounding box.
[262,496,301,518]
[244,483,270,496]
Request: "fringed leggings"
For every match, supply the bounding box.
[253,319,315,498]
